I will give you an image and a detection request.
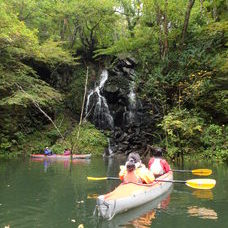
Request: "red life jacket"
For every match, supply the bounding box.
[64,150,71,155]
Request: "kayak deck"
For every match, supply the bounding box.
[97,171,173,220]
[30,154,91,159]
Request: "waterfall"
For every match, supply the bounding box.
[85,70,114,130]
[128,81,136,120]
[108,138,113,156]
[125,81,137,124]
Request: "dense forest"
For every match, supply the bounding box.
[0,0,227,161]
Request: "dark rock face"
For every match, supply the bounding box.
[85,58,157,156]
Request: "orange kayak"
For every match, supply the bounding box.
[97,171,173,220]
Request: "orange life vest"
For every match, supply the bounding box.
[123,170,142,184]
[119,165,155,184]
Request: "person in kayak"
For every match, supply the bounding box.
[44,147,53,156]
[122,158,143,183]
[148,148,170,177]
[119,152,155,184]
[63,148,71,155]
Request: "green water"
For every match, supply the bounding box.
[0,157,227,228]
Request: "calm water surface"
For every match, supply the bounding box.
[0,156,227,228]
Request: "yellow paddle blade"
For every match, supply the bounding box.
[186,179,216,190]
[87,177,107,181]
[192,169,212,176]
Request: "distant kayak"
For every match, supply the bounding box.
[30,154,91,160]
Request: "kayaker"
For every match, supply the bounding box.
[63,148,71,155]
[44,147,53,156]
[122,158,143,184]
[148,148,170,177]
[119,152,155,184]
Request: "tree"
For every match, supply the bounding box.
[181,0,196,46]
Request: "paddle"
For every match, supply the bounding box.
[172,169,212,176]
[87,177,119,181]
[87,177,216,190]
[154,179,216,190]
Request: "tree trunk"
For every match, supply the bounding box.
[211,0,218,21]
[155,1,163,59]
[200,0,204,19]
[181,0,195,46]
[70,22,79,49]
[162,0,169,58]
[60,18,68,41]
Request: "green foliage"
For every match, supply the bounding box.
[201,124,226,146]
[0,103,107,158]
[0,2,39,61]
[64,65,87,115]
[6,0,120,57]
[160,109,228,161]
[0,67,63,156]
[53,122,107,156]
[214,90,228,117]
[37,40,76,67]
[201,124,228,162]
[0,69,62,107]
[1,111,73,156]
[0,0,227,161]
[0,0,76,68]
[159,108,205,157]
[0,0,76,158]
[75,122,107,156]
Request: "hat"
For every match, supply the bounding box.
[153,148,163,156]
[127,152,141,163]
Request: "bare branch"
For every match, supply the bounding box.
[76,66,89,141]
[16,83,64,139]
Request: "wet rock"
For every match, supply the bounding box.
[85,57,157,156]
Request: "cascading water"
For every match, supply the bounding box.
[123,80,138,125]
[85,70,114,130]
[84,59,150,156]
[107,138,113,156]
[128,81,137,123]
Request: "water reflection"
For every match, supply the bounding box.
[44,159,52,172]
[87,193,99,199]
[192,190,214,200]
[173,189,214,200]
[187,206,218,220]
[130,210,156,228]
[30,157,91,172]
[98,186,173,228]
